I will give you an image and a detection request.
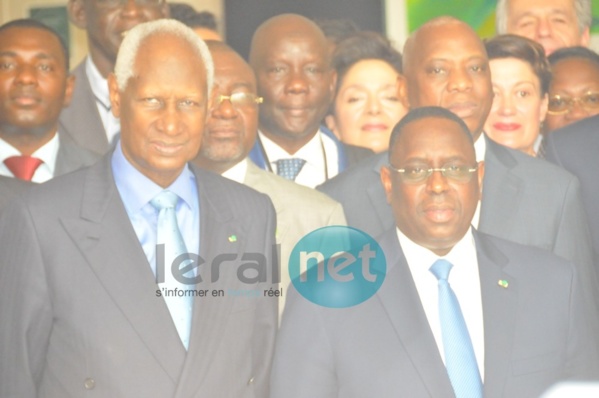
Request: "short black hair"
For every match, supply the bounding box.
[314,18,360,46]
[0,18,70,70]
[548,46,599,68]
[169,3,218,31]
[388,106,473,161]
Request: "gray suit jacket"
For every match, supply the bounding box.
[59,59,111,155]
[271,229,599,398]
[542,115,599,263]
[318,136,598,311]
[0,131,98,211]
[243,161,346,315]
[0,155,278,397]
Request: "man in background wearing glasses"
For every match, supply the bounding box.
[272,106,599,397]
[61,0,169,154]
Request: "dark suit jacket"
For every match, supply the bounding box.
[248,126,373,176]
[271,229,599,398]
[542,115,599,263]
[0,131,98,211]
[59,59,111,155]
[318,136,598,312]
[0,155,278,397]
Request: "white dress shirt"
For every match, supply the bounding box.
[397,227,485,380]
[471,135,487,228]
[86,57,120,144]
[258,129,339,188]
[221,158,248,183]
[0,133,59,183]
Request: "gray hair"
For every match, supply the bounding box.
[114,19,214,93]
[496,0,591,35]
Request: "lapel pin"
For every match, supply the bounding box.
[498,279,509,289]
[228,235,237,243]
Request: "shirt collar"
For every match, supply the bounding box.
[221,158,248,183]
[111,140,197,215]
[475,133,486,163]
[85,56,111,110]
[258,129,327,169]
[0,132,59,174]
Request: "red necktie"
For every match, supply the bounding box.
[4,156,44,181]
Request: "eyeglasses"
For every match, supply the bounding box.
[547,92,599,115]
[216,93,263,109]
[95,0,164,9]
[388,163,479,184]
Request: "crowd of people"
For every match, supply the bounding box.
[0,0,598,397]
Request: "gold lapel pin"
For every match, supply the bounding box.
[228,235,237,243]
[498,279,509,289]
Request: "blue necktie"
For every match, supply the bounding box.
[430,259,483,398]
[275,158,306,181]
[151,190,193,349]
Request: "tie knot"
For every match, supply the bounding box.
[150,190,179,211]
[430,259,453,281]
[4,155,43,181]
[276,158,306,181]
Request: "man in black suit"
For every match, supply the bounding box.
[543,114,599,262]
[62,0,169,154]
[319,16,598,312]
[0,20,97,190]
[273,107,599,398]
[247,13,372,188]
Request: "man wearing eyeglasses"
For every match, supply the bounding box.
[61,0,169,154]
[319,17,599,318]
[193,41,346,318]
[272,106,599,398]
[544,46,599,133]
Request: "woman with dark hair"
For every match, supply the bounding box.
[483,34,551,156]
[325,31,408,153]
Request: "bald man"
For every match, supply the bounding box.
[319,17,598,315]
[247,13,372,188]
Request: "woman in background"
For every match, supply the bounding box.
[484,34,551,157]
[325,31,408,153]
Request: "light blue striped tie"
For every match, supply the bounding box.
[276,158,306,181]
[430,259,483,398]
[151,190,193,349]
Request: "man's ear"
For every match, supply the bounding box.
[380,164,394,205]
[397,74,410,110]
[67,0,87,29]
[62,74,76,108]
[476,160,485,200]
[108,74,121,118]
[580,26,591,47]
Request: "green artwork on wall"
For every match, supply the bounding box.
[408,0,599,37]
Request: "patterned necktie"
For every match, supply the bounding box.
[275,158,306,181]
[4,156,43,181]
[151,190,193,349]
[430,259,483,398]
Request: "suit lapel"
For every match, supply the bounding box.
[479,137,523,237]
[376,229,455,397]
[59,156,186,383]
[475,231,519,398]
[175,167,249,397]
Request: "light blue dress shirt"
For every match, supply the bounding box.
[111,142,200,278]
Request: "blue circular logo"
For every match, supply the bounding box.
[289,226,386,308]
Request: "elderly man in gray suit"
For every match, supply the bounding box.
[273,107,599,398]
[0,20,278,397]
[193,41,346,316]
[319,17,598,315]
[0,20,97,184]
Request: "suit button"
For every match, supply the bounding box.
[84,378,95,390]
[247,376,254,385]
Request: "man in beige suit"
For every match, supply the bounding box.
[194,41,346,315]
